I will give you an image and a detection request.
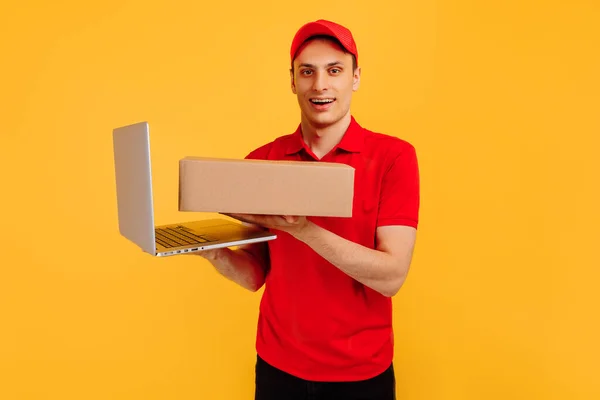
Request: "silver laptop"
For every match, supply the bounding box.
[112,121,277,257]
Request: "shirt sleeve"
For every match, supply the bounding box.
[377,142,420,228]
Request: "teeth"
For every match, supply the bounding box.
[311,99,334,103]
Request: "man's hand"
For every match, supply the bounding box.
[187,247,225,261]
[225,213,309,236]
[186,242,270,292]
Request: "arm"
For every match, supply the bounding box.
[192,241,269,292]
[225,215,417,298]
[294,222,417,297]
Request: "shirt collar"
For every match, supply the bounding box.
[285,116,365,156]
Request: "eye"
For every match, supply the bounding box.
[330,68,341,74]
[301,69,313,76]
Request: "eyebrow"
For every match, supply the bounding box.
[298,61,344,68]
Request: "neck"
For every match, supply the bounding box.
[300,112,352,159]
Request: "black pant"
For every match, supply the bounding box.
[255,355,396,400]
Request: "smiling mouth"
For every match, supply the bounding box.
[310,98,336,104]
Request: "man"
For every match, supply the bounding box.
[194,19,420,400]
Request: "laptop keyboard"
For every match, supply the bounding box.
[155,226,215,249]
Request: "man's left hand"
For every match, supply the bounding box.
[225,213,309,236]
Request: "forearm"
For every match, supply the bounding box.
[294,222,409,297]
[202,246,268,292]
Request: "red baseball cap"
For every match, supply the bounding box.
[290,19,358,65]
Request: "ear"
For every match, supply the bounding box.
[290,68,297,94]
[352,66,361,92]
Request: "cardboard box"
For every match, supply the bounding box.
[178,156,355,217]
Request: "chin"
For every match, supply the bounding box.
[303,111,341,127]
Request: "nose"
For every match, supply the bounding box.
[312,70,329,92]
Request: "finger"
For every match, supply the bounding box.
[283,215,300,224]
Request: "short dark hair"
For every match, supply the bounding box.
[290,34,357,73]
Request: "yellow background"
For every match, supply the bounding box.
[1,0,599,399]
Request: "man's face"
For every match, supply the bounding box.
[291,39,360,129]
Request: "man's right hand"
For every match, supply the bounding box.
[188,247,227,262]
[185,243,269,292]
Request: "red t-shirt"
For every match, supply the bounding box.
[245,116,420,382]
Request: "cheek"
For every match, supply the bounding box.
[296,85,311,98]
[339,80,354,94]
[339,85,354,101]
